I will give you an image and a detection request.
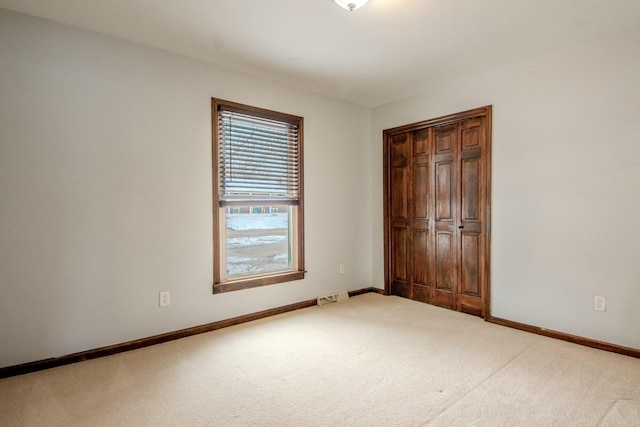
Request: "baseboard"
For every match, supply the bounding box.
[0,287,383,379]
[489,316,640,359]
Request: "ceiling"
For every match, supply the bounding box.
[1,0,640,107]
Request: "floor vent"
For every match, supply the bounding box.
[317,291,349,306]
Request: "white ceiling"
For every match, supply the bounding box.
[2,0,640,107]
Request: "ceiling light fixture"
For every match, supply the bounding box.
[334,0,369,12]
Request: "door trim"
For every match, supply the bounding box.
[383,106,492,318]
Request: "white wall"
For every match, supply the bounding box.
[371,26,640,349]
[0,9,371,368]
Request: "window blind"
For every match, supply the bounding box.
[217,108,300,206]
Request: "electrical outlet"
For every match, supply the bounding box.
[339,264,345,275]
[159,291,171,307]
[594,295,606,312]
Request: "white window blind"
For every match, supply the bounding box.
[217,108,300,206]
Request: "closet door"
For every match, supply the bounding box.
[388,132,411,299]
[457,117,487,316]
[432,124,458,310]
[411,128,432,303]
[384,106,491,319]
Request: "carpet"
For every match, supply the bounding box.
[1,293,639,426]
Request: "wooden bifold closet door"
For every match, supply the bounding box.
[383,106,491,318]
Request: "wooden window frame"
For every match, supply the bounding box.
[212,98,305,294]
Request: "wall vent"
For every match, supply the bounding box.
[317,291,349,306]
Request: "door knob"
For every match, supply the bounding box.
[458,225,464,229]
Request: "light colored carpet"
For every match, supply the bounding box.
[1,293,639,426]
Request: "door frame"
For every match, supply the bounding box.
[383,105,492,319]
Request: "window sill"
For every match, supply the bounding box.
[213,270,305,294]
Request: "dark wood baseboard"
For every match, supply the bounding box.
[489,316,640,359]
[0,287,384,379]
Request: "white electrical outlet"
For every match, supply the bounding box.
[594,295,606,312]
[159,291,171,307]
[339,264,345,275]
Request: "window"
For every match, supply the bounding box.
[212,99,304,293]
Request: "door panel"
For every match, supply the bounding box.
[392,227,408,282]
[413,164,429,219]
[460,232,480,296]
[391,133,410,162]
[412,230,429,287]
[461,157,480,221]
[435,162,453,221]
[391,226,410,298]
[435,125,456,154]
[413,128,429,155]
[391,168,408,219]
[435,232,454,291]
[461,119,482,149]
[435,231,456,309]
[390,133,409,219]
